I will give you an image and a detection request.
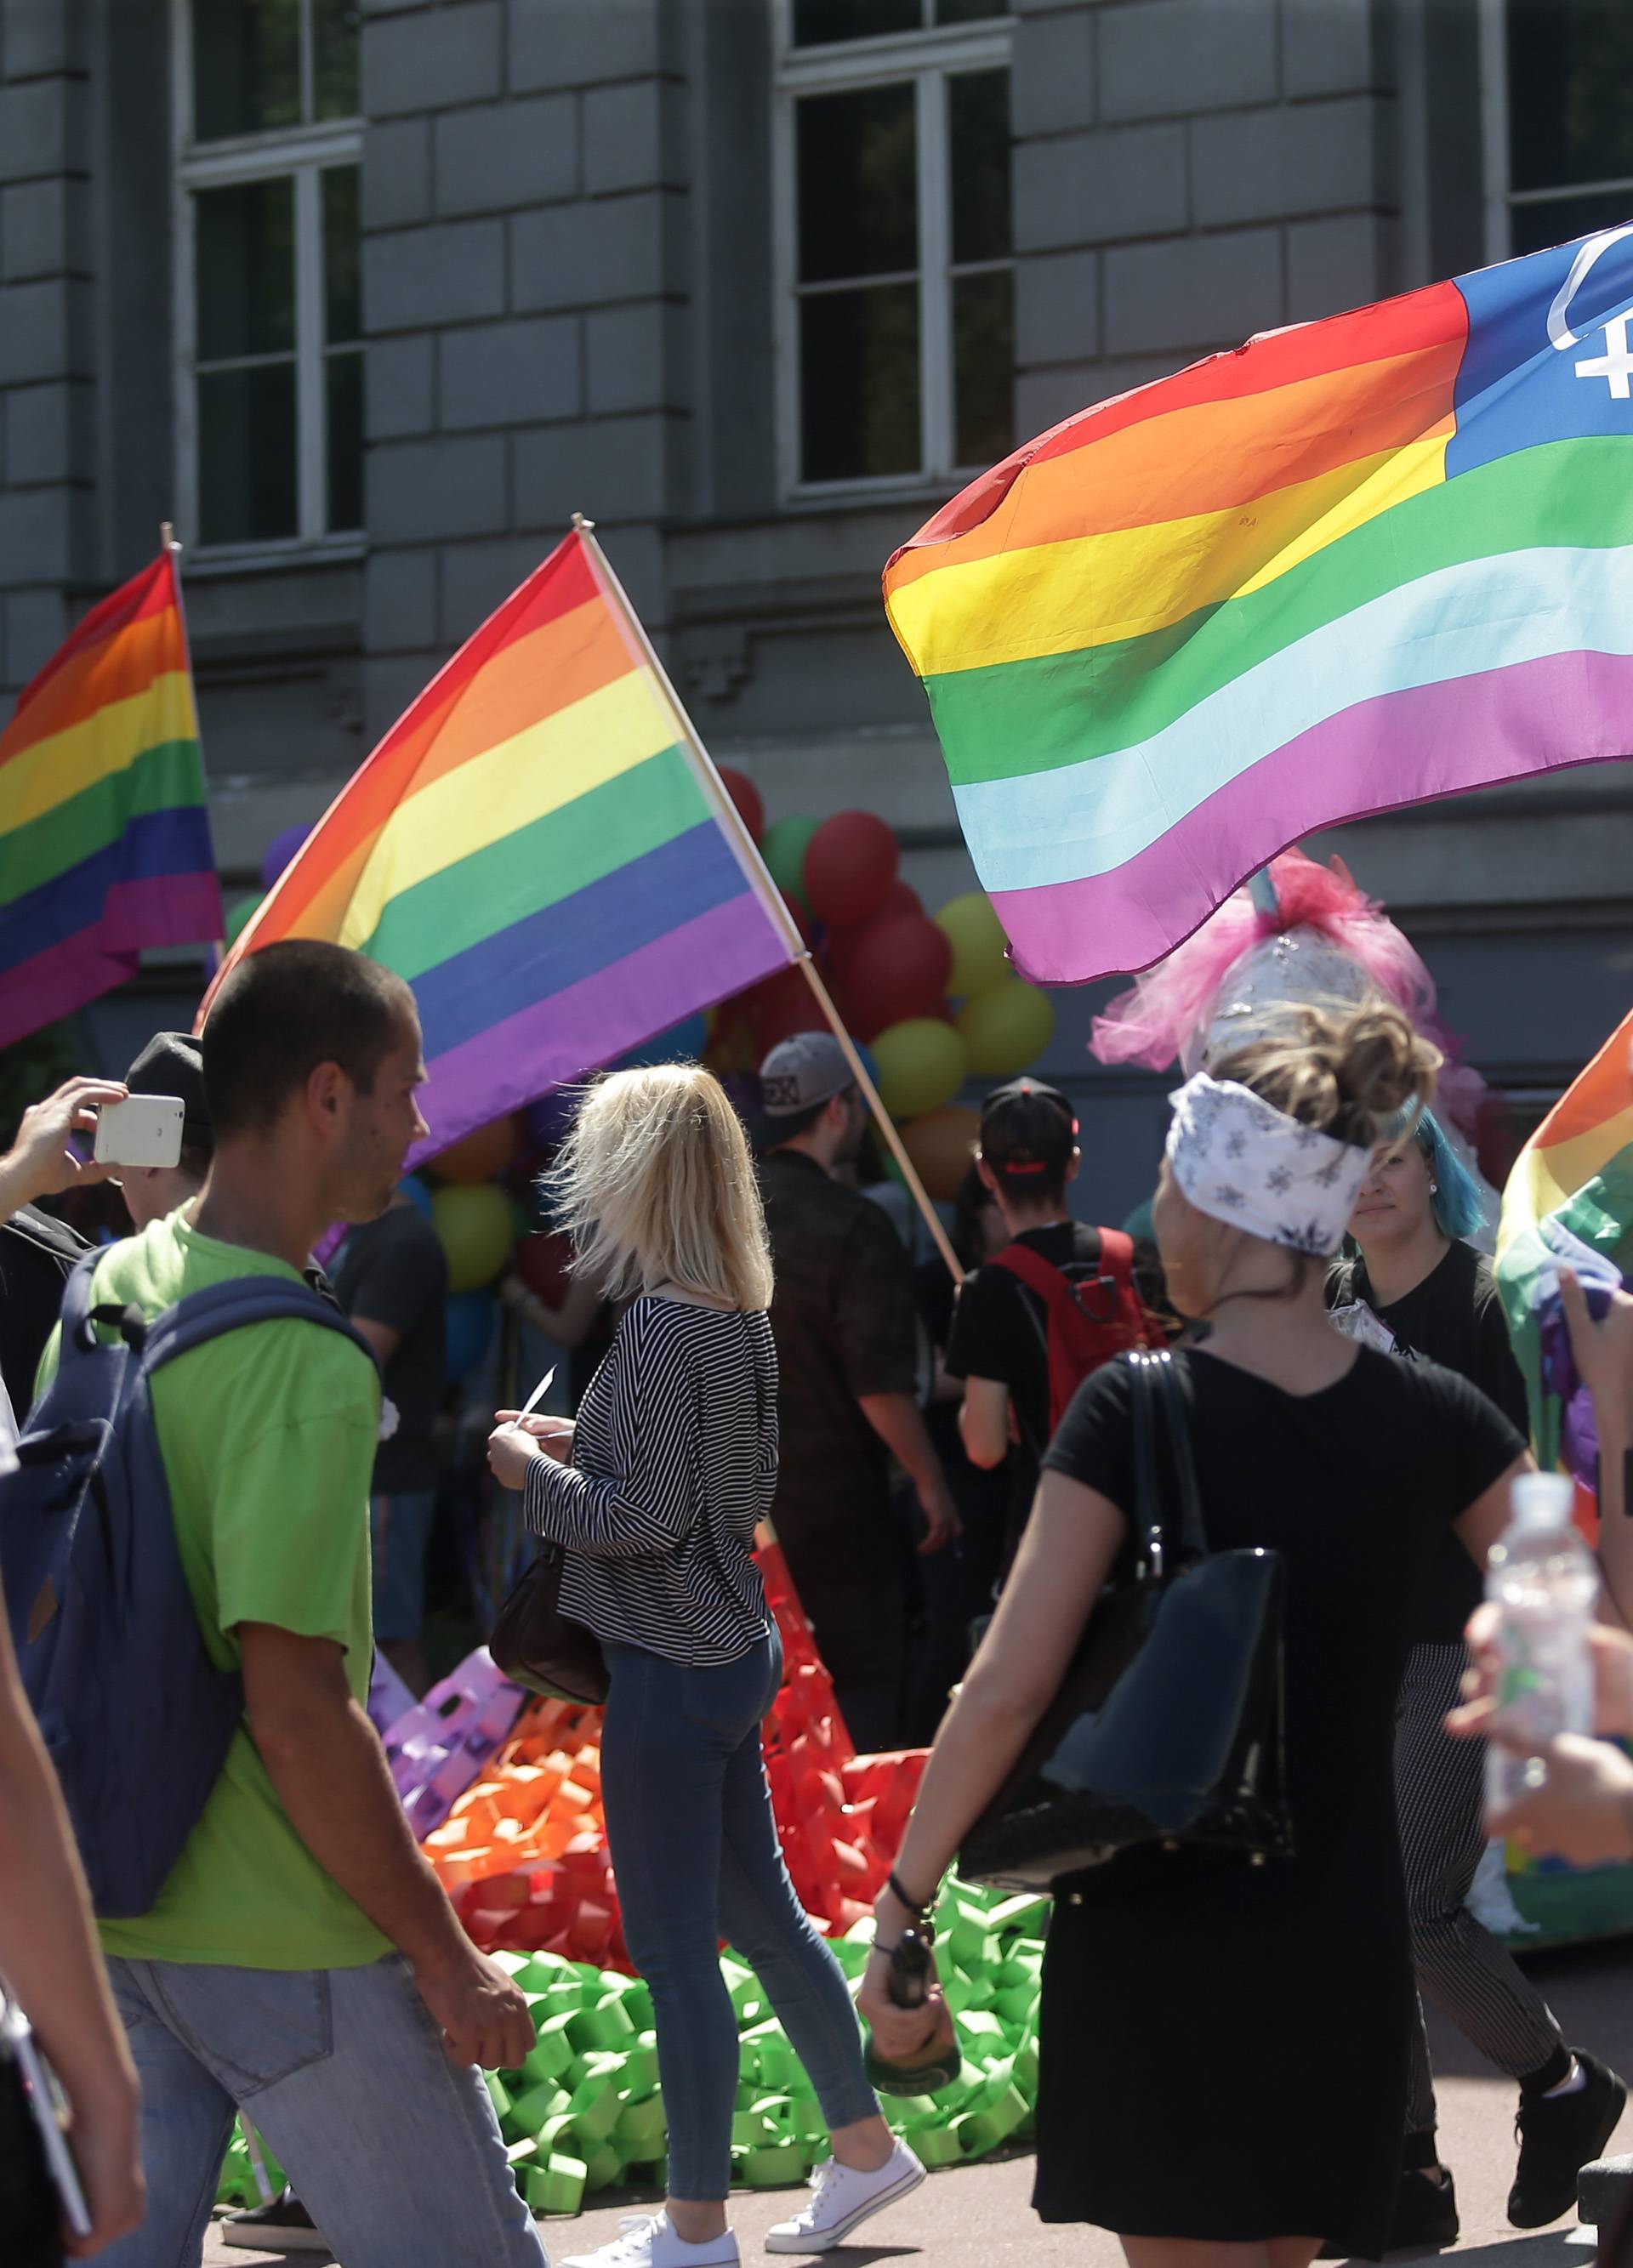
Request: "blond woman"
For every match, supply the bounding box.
[488,1066,920,2268]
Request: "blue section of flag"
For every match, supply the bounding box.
[1449,225,1633,478]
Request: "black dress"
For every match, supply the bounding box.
[1033,1344,1523,2247]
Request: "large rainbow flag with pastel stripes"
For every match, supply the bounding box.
[0,549,220,1046]
[885,225,1633,985]
[206,529,794,1160]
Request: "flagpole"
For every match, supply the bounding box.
[163,520,225,971]
[574,514,964,1285]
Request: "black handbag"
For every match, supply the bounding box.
[959,1347,1293,1891]
[489,1538,609,1706]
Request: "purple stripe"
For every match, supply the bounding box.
[409,890,791,1165]
[993,649,1633,985]
[0,873,223,1048]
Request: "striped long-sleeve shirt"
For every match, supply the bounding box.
[523,1293,777,1665]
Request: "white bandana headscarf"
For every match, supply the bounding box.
[1165,1072,1373,1258]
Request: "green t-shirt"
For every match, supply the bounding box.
[39,1208,392,1970]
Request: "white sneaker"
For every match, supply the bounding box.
[764,2141,927,2254]
[560,2214,741,2268]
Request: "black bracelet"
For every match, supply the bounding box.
[887,1869,931,1918]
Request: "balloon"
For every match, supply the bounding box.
[871,1018,967,1120]
[515,1228,574,1306]
[958,978,1055,1077]
[524,1089,580,1151]
[935,892,1010,998]
[617,1012,708,1069]
[260,821,310,891]
[399,1174,433,1219]
[780,890,815,949]
[802,811,898,928]
[842,914,954,1041]
[444,1289,497,1384]
[761,816,821,912]
[743,965,825,1057]
[429,1113,520,1185]
[224,891,265,948]
[900,1105,982,1203]
[878,878,924,921]
[432,1183,515,1293]
[717,765,764,842]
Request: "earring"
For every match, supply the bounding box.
[1429,1182,1438,1194]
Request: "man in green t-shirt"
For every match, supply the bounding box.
[51,942,544,2268]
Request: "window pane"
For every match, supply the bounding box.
[798,86,918,282]
[323,166,361,343]
[1508,0,1633,192]
[314,0,362,120]
[954,267,1012,468]
[326,349,364,531]
[1511,185,1633,258]
[793,0,920,47]
[192,0,301,142]
[949,69,1010,265]
[936,0,1005,20]
[800,282,920,481]
[196,178,295,361]
[198,363,298,544]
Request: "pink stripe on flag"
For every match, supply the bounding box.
[0,873,224,1048]
[994,647,1633,984]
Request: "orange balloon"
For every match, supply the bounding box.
[429,1112,520,1184]
[901,1104,982,1203]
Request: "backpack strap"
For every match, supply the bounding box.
[987,1240,1073,1307]
[141,1277,375,1377]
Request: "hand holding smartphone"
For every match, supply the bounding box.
[91,1095,185,1171]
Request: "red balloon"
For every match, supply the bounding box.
[802,811,898,928]
[825,904,905,991]
[719,765,764,842]
[878,878,923,920]
[842,915,954,1042]
[743,966,826,1057]
[780,889,815,948]
[515,1230,574,1305]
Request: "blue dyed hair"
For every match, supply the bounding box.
[1379,1104,1486,1242]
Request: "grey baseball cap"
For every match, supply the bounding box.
[758,1032,855,1117]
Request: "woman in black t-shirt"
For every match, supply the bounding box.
[1325,1112,1618,2238]
[861,1006,1538,2266]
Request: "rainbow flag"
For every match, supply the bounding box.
[1496,1006,1633,1460]
[0,550,220,1045]
[885,225,1633,984]
[206,530,794,1158]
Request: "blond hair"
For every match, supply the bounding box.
[1212,1001,1441,1149]
[546,1065,774,1312]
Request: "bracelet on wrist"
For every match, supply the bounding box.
[886,1869,934,1920]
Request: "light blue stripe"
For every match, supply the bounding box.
[953,544,1633,891]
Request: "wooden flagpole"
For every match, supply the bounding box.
[574,514,964,1284]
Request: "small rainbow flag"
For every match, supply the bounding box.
[205,528,794,1158]
[885,225,1633,985]
[0,549,220,1046]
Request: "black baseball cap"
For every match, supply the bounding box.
[125,1031,213,1151]
[979,1077,1077,1178]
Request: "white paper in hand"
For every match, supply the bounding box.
[519,1365,557,1420]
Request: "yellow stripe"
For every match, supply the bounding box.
[889,435,1450,676]
[1496,1100,1633,1258]
[334,664,677,949]
[0,671,198,830]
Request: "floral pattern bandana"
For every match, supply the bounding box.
[1165,1071,1374,1258]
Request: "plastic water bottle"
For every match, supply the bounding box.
[1483,1470,1597,1814]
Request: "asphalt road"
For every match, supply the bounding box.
[202,1938,1633,2266]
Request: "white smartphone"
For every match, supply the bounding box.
[1,1998,91,2241]
[93,1093,185,1168]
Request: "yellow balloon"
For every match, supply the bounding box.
[934,892,1010,999]
[957,979,1055,1078]
[431,1182,515,1295]
[871,1018,967,1120]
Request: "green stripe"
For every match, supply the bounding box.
[0,739,207,911]
[925,437,1633,785]
[360,742,708,980]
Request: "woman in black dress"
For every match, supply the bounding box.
[861,1005,1533,2268]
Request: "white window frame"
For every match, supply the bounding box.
[1479,0,1633,263]
[771,0,1014,502]
[170,0,363,563]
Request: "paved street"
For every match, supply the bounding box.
[202,1937,1633,2265]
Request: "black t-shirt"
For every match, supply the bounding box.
[333,1203,448,1493]
[0,1205,88,1420]
[946,1222,1109,1460]
[1325,1239,1528,1643]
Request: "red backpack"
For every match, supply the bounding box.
[988,1230,1158,1442]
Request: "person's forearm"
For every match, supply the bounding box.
[0,1154,42,1219]
[1597,1394,1633,1629]
[859,1390,945,1493]
[887,1668,1043,1907]
[253,1693,468,1970]
[523,1452,683,1557]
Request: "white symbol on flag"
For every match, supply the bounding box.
[1547,224,1633,397]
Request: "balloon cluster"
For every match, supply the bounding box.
[708,772,1055,1202]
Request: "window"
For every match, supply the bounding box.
[175,1,362,551]
[1486,0,1633,258]
[776,1,1013,493]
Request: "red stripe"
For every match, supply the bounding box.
[14,554,178,714]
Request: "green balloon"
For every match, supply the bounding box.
[760,816,821,912]
[224,891,265,948]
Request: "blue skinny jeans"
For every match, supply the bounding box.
[600,1627,879,2199]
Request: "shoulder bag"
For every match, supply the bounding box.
[959,1348,1293,1890]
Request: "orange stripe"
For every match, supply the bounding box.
[1533,1008,1633,1151]
[885,338,1463,593]
[0,605,187,765]
[17,554,177,710]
